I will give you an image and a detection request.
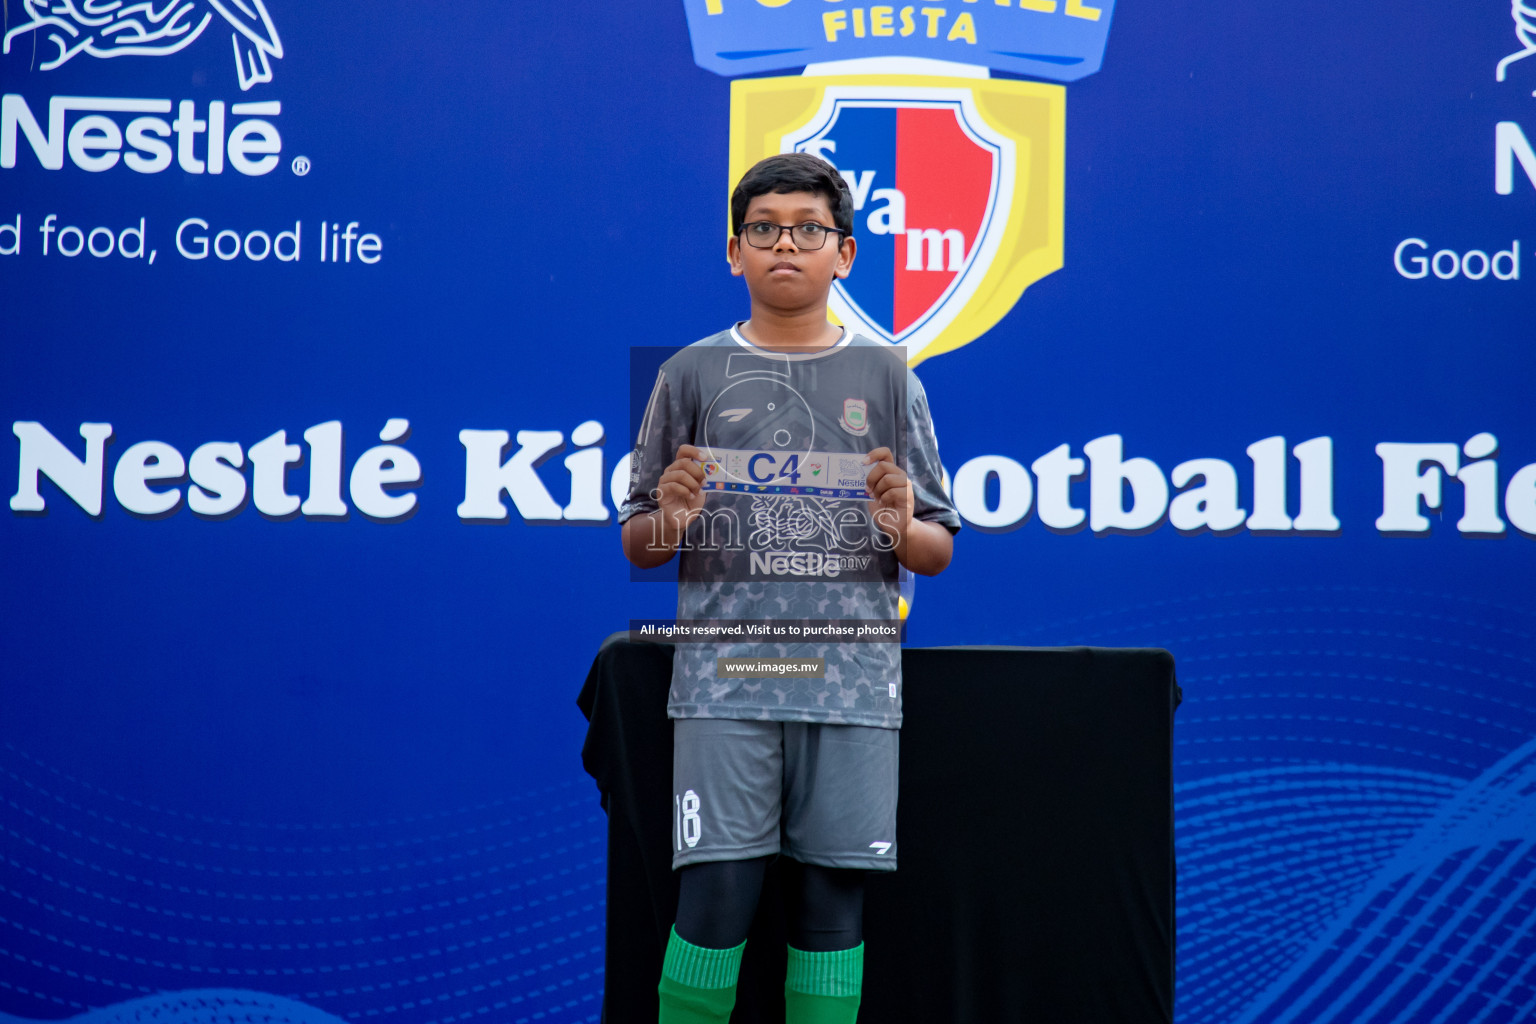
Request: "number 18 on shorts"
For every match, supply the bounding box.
[676,789,703,850]
[671,719,900,871]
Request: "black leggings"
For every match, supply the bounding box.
[673,857,866,953]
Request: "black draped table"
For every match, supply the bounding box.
[578,637,1179,1023]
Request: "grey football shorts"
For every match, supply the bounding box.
[671,718,899,872]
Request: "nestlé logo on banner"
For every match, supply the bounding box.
[2,0,285,176]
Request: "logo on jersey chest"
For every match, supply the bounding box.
[840,398,869,436]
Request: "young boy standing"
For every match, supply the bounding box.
[619,153,960,1023]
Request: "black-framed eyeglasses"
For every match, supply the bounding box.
[739,221,847,250]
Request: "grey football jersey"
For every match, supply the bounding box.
[620,326,960,729]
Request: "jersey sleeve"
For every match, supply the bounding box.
[618,364,690,525]
[906,369,962,534]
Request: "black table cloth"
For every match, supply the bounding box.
[579,637,1178,1023]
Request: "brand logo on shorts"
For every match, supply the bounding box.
[869,841,892,855]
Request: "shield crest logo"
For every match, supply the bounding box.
[730,74,1064,366]
[841,398,869,436]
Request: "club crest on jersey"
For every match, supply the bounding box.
[840,398,869,436]
[731,74,1065,366]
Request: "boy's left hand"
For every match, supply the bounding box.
[864,447,914,543]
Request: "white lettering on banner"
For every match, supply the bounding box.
[866,188,906,235]
[1508,464,1536,536]
[611,451,634,513]
[563,420,610,522]
[1394,238,1521,280]
[351,421,422,521]
[1245,436,1293,532]
[458,429,563,521]
[1496,122,1536,195]
[833,172,970,269]
[36,215,150,260]
[1373,434,1529,535]
[1456,432,1505,534]
[9,422,1534,538]
[1291,436,1342,532]
[1375,441,1460,533]
[1030,443,1087,531]
[840,169,875,208]
[457,425,609,523]
[177,218,302,262]
[10,422,113,516]
[905,228,965,271]
[248,429,302,517]
[301,421,347,518]
[1169,459,1246,533]
[2,95,282,175]
[9,421,424,521]
[950,455,1032,531]
[21,217,385,266]
[955,436,1342,536]
[113,441,185,517]
[319,222,383,264]
[1084,434,1168,534]
[188,442,247,516]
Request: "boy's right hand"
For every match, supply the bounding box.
[655,444,707,546]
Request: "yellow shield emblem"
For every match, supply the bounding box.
[730,73,1065,366]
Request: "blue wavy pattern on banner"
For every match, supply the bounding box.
[0,989,350,1024]
[3,585,1533,1022]
[1039,585,1536,1024]
[0,751,607,1024]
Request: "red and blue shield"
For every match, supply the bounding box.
[783,87,1012,354]
[733,75,1064,365]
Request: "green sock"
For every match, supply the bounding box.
[657,926,746,1024]
[785,943,863,1024]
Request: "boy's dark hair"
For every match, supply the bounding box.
[730,153,855,237]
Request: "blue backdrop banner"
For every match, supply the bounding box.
[2,2,1533,1022]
